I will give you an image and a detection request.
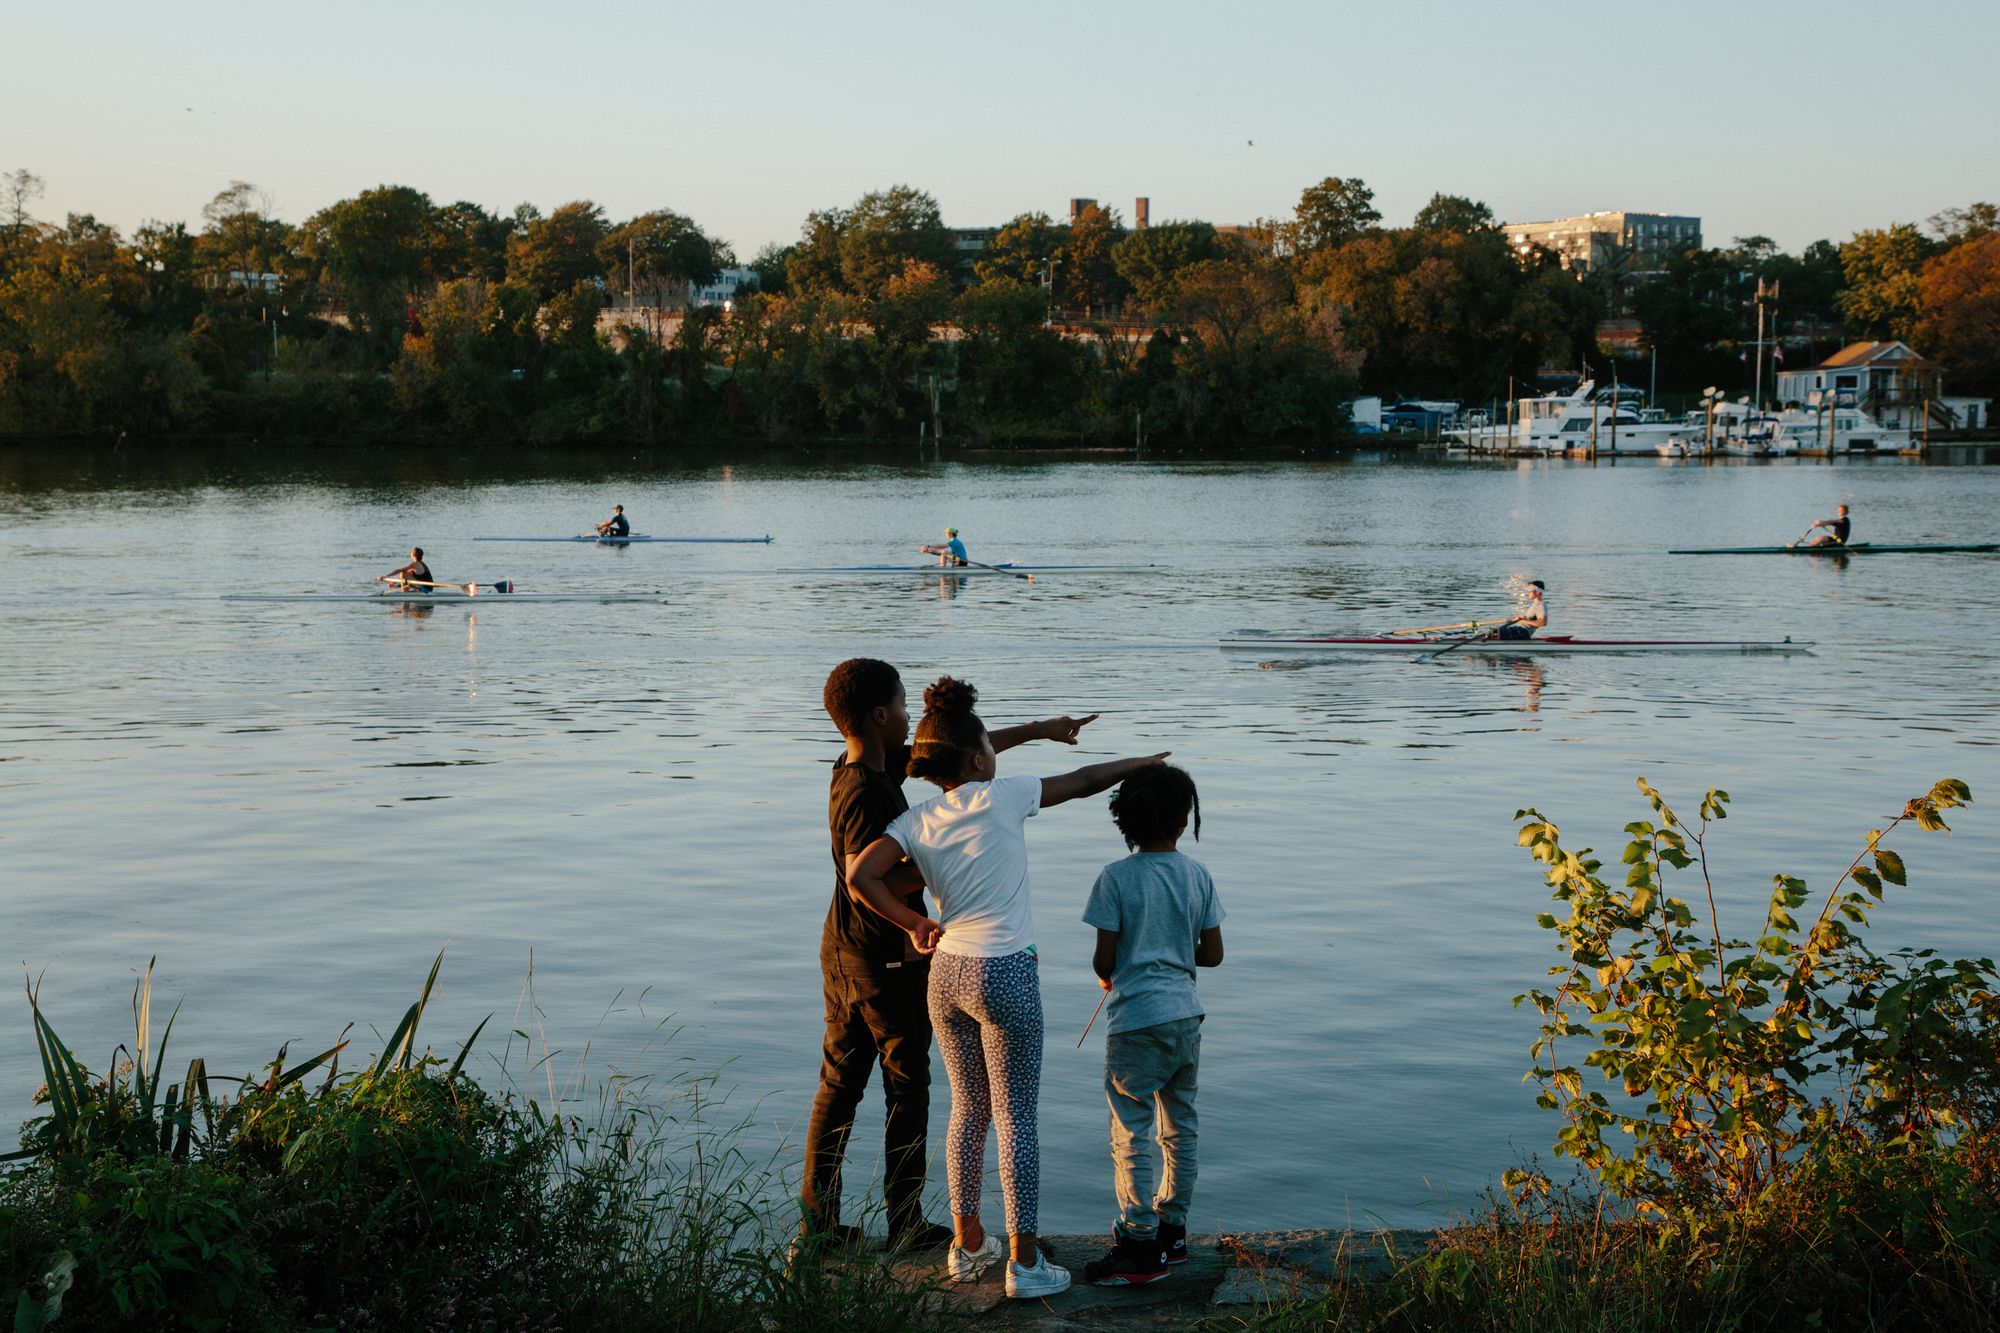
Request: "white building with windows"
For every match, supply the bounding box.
[1501,211,1701,273]
[689,267,759,310]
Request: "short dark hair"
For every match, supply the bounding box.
[1109,764,1199,850]
[906,676,985,786]
[823,658,902,738]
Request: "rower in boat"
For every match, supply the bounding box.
[595,505,631,538]
[379,547,434,591]
[1796,503,1851,548]
[919,526,969,567]
[1493,580,1546,641]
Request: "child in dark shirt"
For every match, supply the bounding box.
[802,657,1095,1253]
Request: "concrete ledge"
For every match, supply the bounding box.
[881,1228,1435,1325]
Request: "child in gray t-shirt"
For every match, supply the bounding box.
[1079,765,1224,1286]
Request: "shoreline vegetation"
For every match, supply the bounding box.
[2,169,1994,451]
[4,779,1992,1330]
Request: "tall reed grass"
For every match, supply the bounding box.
[2,952,945,1332]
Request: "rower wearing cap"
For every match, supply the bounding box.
[380,547,433,591]
[1799,503,1850,548]
[919,527,969,567]
[1494,580,1546,640]
[596,504,631,538]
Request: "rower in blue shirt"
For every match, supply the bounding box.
[595,505,631,538]
[920,527,969,567]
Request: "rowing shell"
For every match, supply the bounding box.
[1219,634,1813,655]
[773,563,1158,575]
[1669,542,1999,555]
[222,590,668,603]
[471,534,773,544]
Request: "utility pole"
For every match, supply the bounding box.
[1752,277,1779,410]
[1609,366,1621,454]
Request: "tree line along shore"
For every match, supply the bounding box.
[0,169,1994,449]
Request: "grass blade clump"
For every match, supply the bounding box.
[1,951,947,1330]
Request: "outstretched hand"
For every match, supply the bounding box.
[1041,713,1100,745]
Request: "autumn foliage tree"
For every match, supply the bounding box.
[1916,234,2000,397]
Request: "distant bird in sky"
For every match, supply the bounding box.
[1247,139,1254,147]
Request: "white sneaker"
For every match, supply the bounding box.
[1005,1252,1072,1299]
[947,1232,1003,1283]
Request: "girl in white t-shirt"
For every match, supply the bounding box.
[849,676,1167,1300]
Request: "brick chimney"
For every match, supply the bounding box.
[1135,197,1150,229]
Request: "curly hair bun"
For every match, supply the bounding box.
[923,676,978,714]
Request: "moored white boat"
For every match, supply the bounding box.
[1445,382,1704,456]
[1715,404,1910,457]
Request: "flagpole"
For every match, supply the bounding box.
[1753,279,1766,412]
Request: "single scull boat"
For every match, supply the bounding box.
[773,562,1157,576]
[1669,542,1998,555]
[472,534,773,544]
[1219,634,1813,655]
[224,589,667,603]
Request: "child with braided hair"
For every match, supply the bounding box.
[847,675,1168,1300]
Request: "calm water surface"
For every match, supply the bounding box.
[3,446,1996,1233]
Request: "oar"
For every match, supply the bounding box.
[922,548,1033,582]
[1386,618,1503,637]
[1414,619,1519,664]
[1077,985,1110,1048]
[963,557,1032,583]
[377,577,497,595]
[1783,525,1817,549]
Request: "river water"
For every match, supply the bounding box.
[2,444,1996,1234]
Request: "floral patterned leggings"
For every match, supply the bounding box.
[928,949,1043,1234]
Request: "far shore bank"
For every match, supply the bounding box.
[5,429,1998,464]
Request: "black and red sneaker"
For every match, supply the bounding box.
[1158,1220,1188,1265]
[1083,1234,1171,1286]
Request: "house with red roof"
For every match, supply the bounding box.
[1775,340,1990,430]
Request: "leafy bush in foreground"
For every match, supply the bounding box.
[1194,778,1996,1332]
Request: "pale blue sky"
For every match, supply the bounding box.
[10,0,1996,257]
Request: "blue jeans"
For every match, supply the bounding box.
[1104,1016,1201,1236]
